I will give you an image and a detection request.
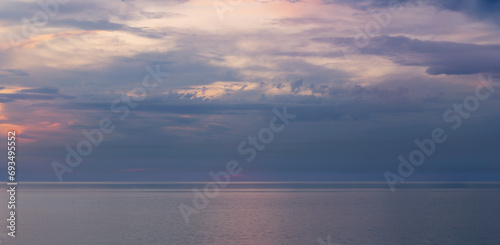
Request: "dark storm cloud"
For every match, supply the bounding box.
[320,35,500,75]
[428,0,500,25]
[52,81,418,123]
[324,0,500,28]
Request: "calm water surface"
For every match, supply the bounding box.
[1,182,499,245]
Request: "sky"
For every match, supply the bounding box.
[0,0,500,182]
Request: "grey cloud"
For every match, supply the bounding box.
[0,1,45,23]
[19,86,59,94]
[320,0,412,11]
[0,69,29,77]
[339,35,500,75]
[0,86,73,101]
[61,100,273,115]
[54,81,418,123]
[50,19,126,31]
[309,83,330,95]
[0,1,101,24]
[343,85,409,98]
[0,93,73,101]
[290,79,303,93]
[427,0,500,25]
[0,98,14,103]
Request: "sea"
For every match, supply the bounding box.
[1,182,499,245]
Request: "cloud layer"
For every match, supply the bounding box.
[1,0,499,181]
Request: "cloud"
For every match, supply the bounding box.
[139,11,183,19]
[428,0,500,25]
[0,93,71,101]
[51,80,418,124]
[290,79,303,93]
[61,100,273,115]
[320,0,412,11]
[0,86,73,101]
[50,19,127,31]
[0,1,45,24]
[2,0,500,180]
[351,35,500,75]
[19,86,59,94]
[0,69,29,77]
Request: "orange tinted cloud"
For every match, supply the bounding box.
[4,30,103,51]
[0,104,6,120]
[0,123,24,135]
